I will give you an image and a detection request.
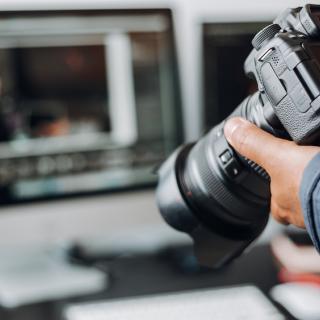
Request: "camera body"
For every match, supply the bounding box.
[156,4,320,268]
[246,19,320,145]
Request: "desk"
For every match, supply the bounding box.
[0,244,292,320]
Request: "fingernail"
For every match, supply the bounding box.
[224,118,249,144]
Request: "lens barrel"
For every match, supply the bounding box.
[156,94,273,267]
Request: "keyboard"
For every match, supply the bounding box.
[64,285,285,320]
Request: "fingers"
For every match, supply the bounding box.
[224,117,288,172]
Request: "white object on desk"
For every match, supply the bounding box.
[65,285,284,320]
[0,248,107,308]
[271,283,320,320]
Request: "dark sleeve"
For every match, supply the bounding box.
[299,152,320,252]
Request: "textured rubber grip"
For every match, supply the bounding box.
[244,157,270,181]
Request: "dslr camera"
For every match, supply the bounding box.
[156,4,320,267]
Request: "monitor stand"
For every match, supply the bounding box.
[0,245,107,308]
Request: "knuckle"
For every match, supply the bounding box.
[278,209,289,221]
[271,203,289,225]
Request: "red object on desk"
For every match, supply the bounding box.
[278,267,320,286]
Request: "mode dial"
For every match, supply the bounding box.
[252,24,281,50]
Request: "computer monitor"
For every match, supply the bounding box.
[0,9,182,203]
[0,8,187,306]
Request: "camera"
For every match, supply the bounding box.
[156,4,320,268]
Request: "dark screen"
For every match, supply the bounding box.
[203,22,267,131]
[14,45,107,99]
[309,43,320,63]
[0,45,110,141]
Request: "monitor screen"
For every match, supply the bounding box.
[0,45,110,141]
[0,10,182,202]
[202,22,268,131]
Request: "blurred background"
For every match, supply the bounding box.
[0,0,317,319]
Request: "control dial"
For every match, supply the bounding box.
[252,24,281,50]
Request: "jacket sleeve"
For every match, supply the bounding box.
[299,152,320,252]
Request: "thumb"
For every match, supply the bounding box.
[224,117,287,171]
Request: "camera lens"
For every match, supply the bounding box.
[156,94,272,267]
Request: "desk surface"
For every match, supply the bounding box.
[0,244,292,320]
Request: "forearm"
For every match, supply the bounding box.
[300,152,320,251]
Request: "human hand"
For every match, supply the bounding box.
[224,117,320,228]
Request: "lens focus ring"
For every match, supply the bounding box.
[244,158,270,181]
[184,135,268,224]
